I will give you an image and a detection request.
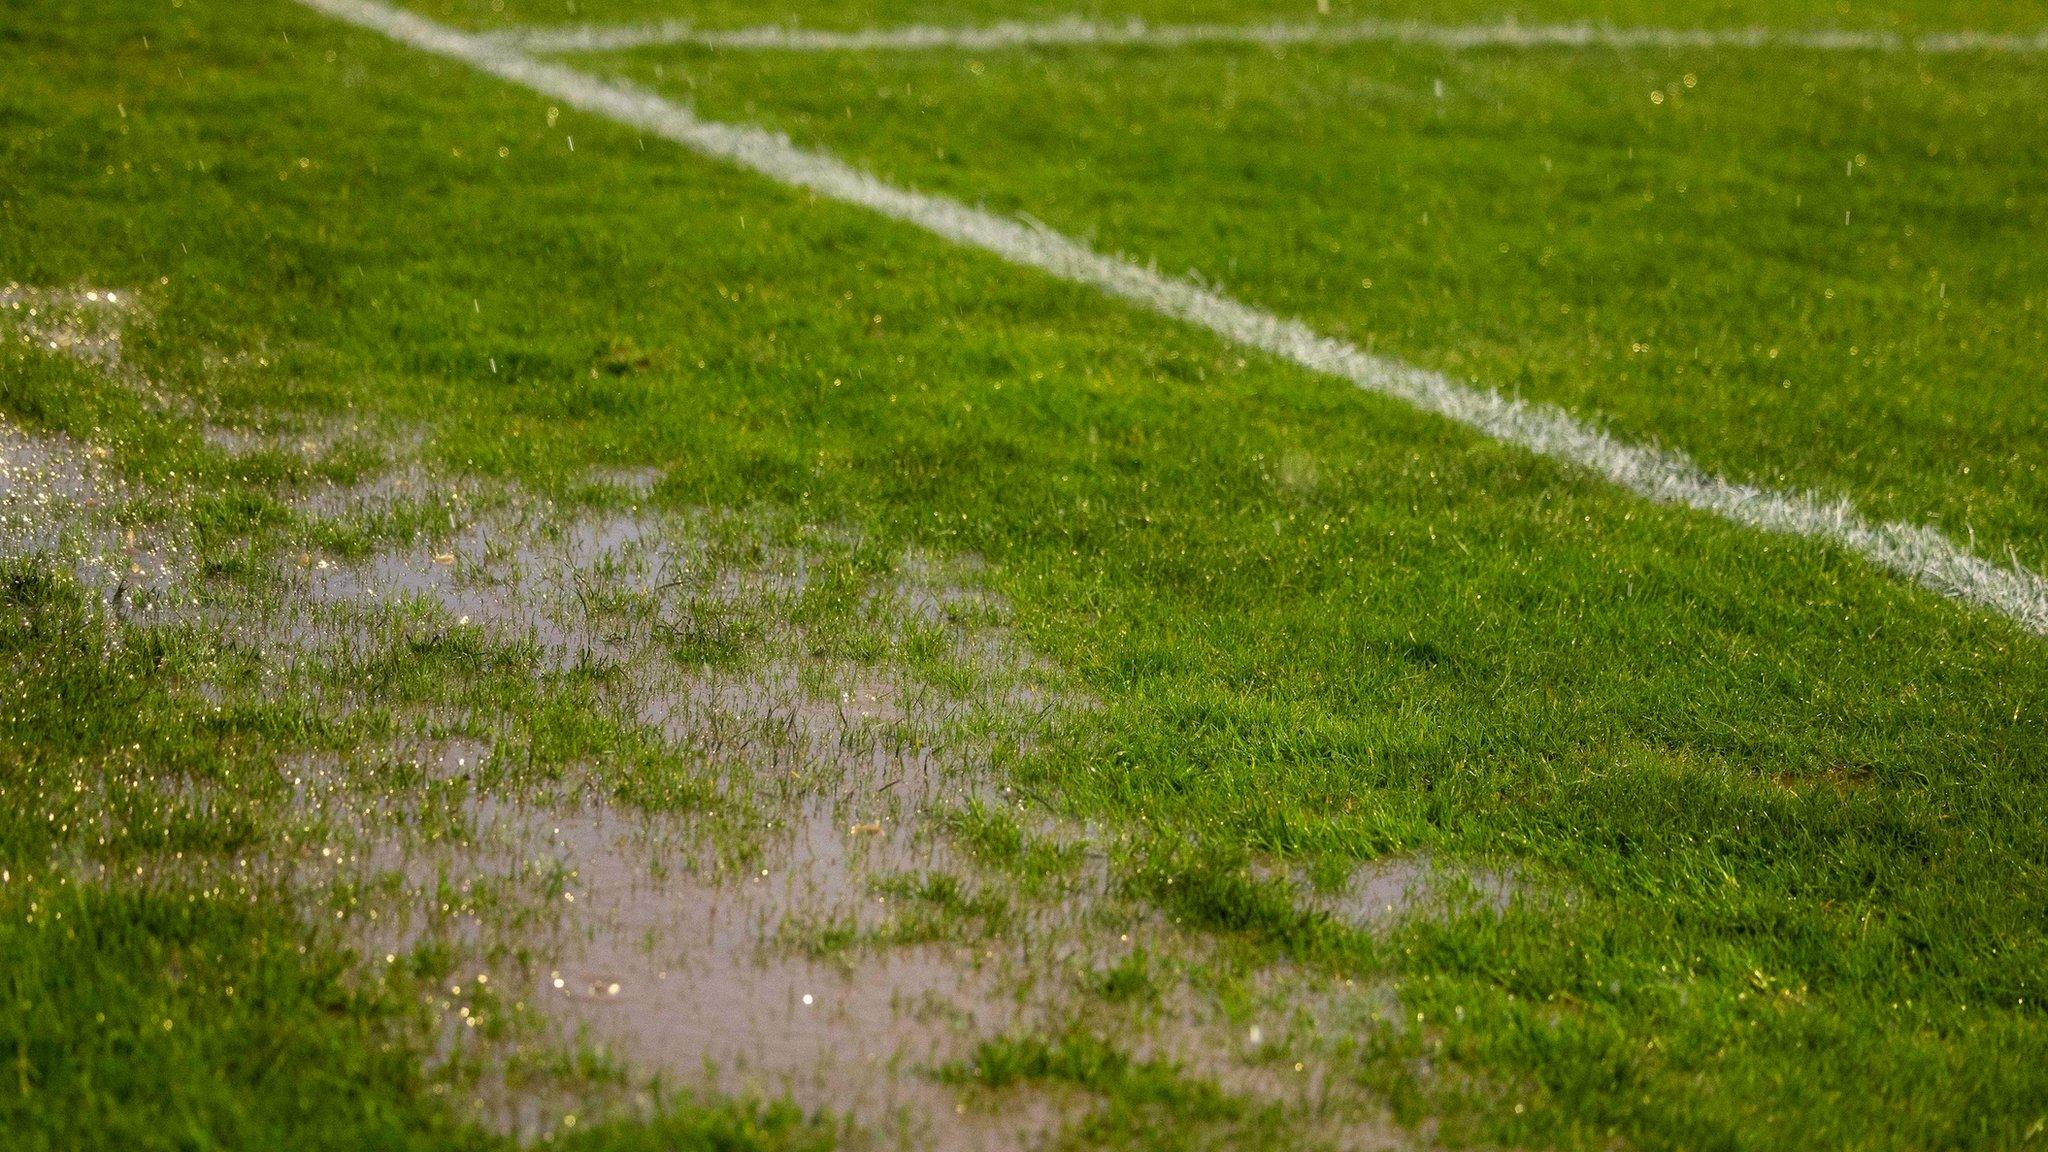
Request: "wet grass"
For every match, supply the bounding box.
[870,870,1014,942]
[947,1030,1249,1137]
[3,0,2048,1148]
[1126,843,1361,960]
[0,542,834,1149]
[0,568,435,1149]
[591,30,2048,568]
[939,799,1084,894]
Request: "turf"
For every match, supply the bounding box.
[585,35,2048,566]
[3,0,2047,1149]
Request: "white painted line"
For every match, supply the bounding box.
[480,14,2048,57]
[295,0,2048,637]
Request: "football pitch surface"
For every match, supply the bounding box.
[3,0,2046,1148]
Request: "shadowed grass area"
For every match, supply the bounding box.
[2,0,2046,1148]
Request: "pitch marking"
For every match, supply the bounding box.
[296,0,2048,637]
[480,15,2048,56]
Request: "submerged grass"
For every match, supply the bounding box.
[948,1030,1246,1129]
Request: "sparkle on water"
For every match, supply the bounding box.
[3,289,1529,1149]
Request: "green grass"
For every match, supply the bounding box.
[946,1031,1264,1149]
[0,563,827,1151]
[589,35,2048,566]
[4,0,2048,1148]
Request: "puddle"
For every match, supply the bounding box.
[0,418,112,508]
[275,490,1406,1146]
[312,737,1405,1149]
[1316,856,1523,930]
[582,465,664,498]
[1,284,139,367]
[3,298,1421,1148]
[0,288,195,617]
[273,492,1087,1145]
[201,417,390,466]
[401,789,1056,1150]
[0,418,183,615]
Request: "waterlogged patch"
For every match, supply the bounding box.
[2,300,1411,1147]
[0,284,141,367]
[253,476,1405,1146]
[309,746,1063,1149]
[1314,856,1524,931]
[1,304,1421,1147]
[277,492,1085,1144]
[0,419,185,617]
[0,288,197,618]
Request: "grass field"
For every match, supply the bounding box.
[3,0,2046,1149]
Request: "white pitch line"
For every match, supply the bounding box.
[295,0,2048,637]
[479,14,2048,57]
